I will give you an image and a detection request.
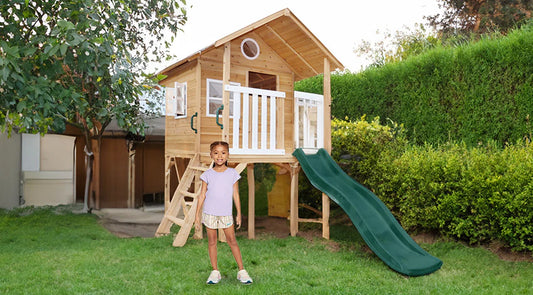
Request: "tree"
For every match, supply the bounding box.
[427,0,533,37]
[354,24,440,68]
[0,0,188,211]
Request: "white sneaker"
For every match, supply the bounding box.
[206,270,221,284]
[237,269,253,284]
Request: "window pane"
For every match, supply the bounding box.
[208,100,234,117]
[208,81,222,98]
[209,100,222,115]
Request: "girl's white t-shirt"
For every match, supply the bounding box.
[200,168,241,216]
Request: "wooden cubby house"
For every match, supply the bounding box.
[156,8,344,246]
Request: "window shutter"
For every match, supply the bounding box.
[165,86,177,116]
[175,82,186,116]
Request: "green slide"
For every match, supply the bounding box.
[293,148,443,276]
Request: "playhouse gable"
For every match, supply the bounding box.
[160,8,344,80]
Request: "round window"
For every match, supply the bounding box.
[241,38,260,60]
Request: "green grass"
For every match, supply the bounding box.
[1,206,532,294]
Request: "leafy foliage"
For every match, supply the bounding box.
[354,24,442,68]
[0,0,187,136]
[369,140,533,252]
[427,0,533,37]
[297,24,533,147]
[331,116,407,182]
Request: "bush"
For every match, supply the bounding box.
[365,140,533,252]
[331,116,407,183]
[296,25,533,147]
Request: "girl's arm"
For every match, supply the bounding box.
[195,180,208,229]
[233,181,242,229]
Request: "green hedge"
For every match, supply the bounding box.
[296,24,533,146]
[331,117,533,252]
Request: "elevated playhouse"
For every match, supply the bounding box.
[155,8,442,276]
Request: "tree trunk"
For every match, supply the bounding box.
[83,144,94,213]
[83,152,93,213]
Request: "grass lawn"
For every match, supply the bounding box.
[0,206,531,295]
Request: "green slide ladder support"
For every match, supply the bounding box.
[293,148,443,276]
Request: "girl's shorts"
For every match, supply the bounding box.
[202,213,233,229]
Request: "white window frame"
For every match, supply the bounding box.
[165,81,187,119]
[206,78,240,118]
[240,38,260,60]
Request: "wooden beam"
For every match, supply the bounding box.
[247,163,255,239]
[222,42,231,142]
[322,57,332,239]
[323,57,332,153]
[289,163,300,236]
[164,156,171,213]
[265,25,319,76]
[195,59,202,153]
[127,146,135,208]
[322,193,330,239]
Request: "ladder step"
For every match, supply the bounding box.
[184,201,194,206]
[179,190,198,198]
[189,166,208,171]
[165,215,185,226]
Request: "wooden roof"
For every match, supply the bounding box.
[160,8,344,81]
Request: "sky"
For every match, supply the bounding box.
[157,0,442,73]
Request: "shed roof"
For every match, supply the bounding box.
[159,8,344,81]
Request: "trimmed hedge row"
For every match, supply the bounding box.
[331,117,533,252]
[296,24,533,146]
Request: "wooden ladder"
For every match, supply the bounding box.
[155,154,209,247]
[155,155,248,247]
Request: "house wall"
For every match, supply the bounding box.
[163,60,199,158]
[22,134,76,207]
[0,132,21,209]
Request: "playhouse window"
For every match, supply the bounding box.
[206,79,239,117]
[241,38,260,60]
[165,81,187,118]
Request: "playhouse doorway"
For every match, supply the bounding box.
[249,71,276,91]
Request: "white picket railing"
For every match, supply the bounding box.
[225,85,286,155]
[294,91,324,150]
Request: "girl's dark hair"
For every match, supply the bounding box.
[209,141,230,166]
[209,141,229,151]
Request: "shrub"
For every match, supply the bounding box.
[296,25,533,147]
[331,116,407,183]
[365,140,533,252]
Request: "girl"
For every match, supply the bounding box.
[195,141,253,285]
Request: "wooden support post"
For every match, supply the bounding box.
[218,228,227,243]
[127,143,135,209]
[195,59,202,154]
[323,57,332,153]
[322,193,330,239]
[222,42,231,142]
[193,169,203,240]
[289,163,300,236]
[247,163,255,239]
[164,156,172,213]
[322,57,332,239]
